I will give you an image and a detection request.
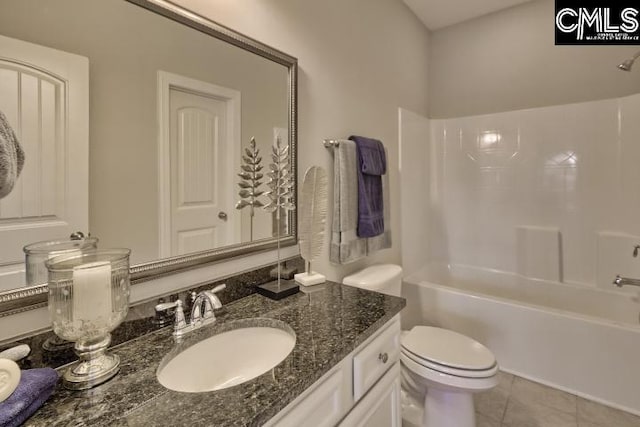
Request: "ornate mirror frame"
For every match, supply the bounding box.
[0,0,298,317]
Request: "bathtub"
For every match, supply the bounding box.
[401,264,640,415]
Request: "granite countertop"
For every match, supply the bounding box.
[24,282,405,427]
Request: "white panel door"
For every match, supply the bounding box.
[0,34,89,290]
[169,89,234,256]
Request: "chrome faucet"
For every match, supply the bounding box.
[190,285,225,325]
[612,245,640,288]
[613,275,640,288]
[155,284,226,337]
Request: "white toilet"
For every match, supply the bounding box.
[343,264,498,427]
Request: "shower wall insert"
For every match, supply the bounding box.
[427,92,640,290]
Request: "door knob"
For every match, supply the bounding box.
[218,211,228,221]
[69,231,86,240]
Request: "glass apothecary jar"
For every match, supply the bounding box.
[23,237,99,286]
[46,249,130,390]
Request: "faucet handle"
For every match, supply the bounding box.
[207,284,226,309]
[211,284,226,294]
[633,245,640,257]
[155,299,187,335]
[155,300,180,312]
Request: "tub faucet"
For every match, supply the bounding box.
[613,275,640,288]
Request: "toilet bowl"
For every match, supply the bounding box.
[400,326,498,427]
[343,264,498,427]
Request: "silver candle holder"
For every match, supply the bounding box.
[45,249,131,390]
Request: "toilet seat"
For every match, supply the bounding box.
[401,347,498,378]
[401,351,498,392]
[401,326,497,378]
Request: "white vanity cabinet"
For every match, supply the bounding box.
[339,363,401,427]
[266,315,401,427]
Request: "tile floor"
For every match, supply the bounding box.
[475,372,640,427]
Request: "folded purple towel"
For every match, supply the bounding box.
[354,136,386,176]
[349,135,386,238]
[0,368,58,427]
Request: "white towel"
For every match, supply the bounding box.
[0,110,24,199]
[329,140,391,264]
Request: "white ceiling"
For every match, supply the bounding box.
[403,0,535,31]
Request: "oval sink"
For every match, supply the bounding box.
[157,320,296,393]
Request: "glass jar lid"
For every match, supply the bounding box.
[45,248,131,272]
[23,237,99,255]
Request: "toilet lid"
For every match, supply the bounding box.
[401,326,496,371]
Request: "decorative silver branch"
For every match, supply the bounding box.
[264,136,295,286]
[235,137,264,241]
[264,136,295,215]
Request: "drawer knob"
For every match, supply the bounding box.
[378,352,389,364]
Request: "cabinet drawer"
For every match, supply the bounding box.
[353,317,400,401]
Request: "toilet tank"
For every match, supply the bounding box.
[342,264,403,297]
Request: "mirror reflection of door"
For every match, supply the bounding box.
[158,72,241,257]
[0,34,89,290]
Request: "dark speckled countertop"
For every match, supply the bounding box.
[23,282,405,427]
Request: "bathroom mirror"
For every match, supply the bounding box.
[0,0,297,314]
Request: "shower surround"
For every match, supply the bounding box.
[399,92,640,414]
[426,92,640,289]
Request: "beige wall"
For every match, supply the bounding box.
[429,0,640,118]
[0,0,288,264]
[173,0,431,280]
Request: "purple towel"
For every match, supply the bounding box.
[0,368,58,427]
[349,135,386,238]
